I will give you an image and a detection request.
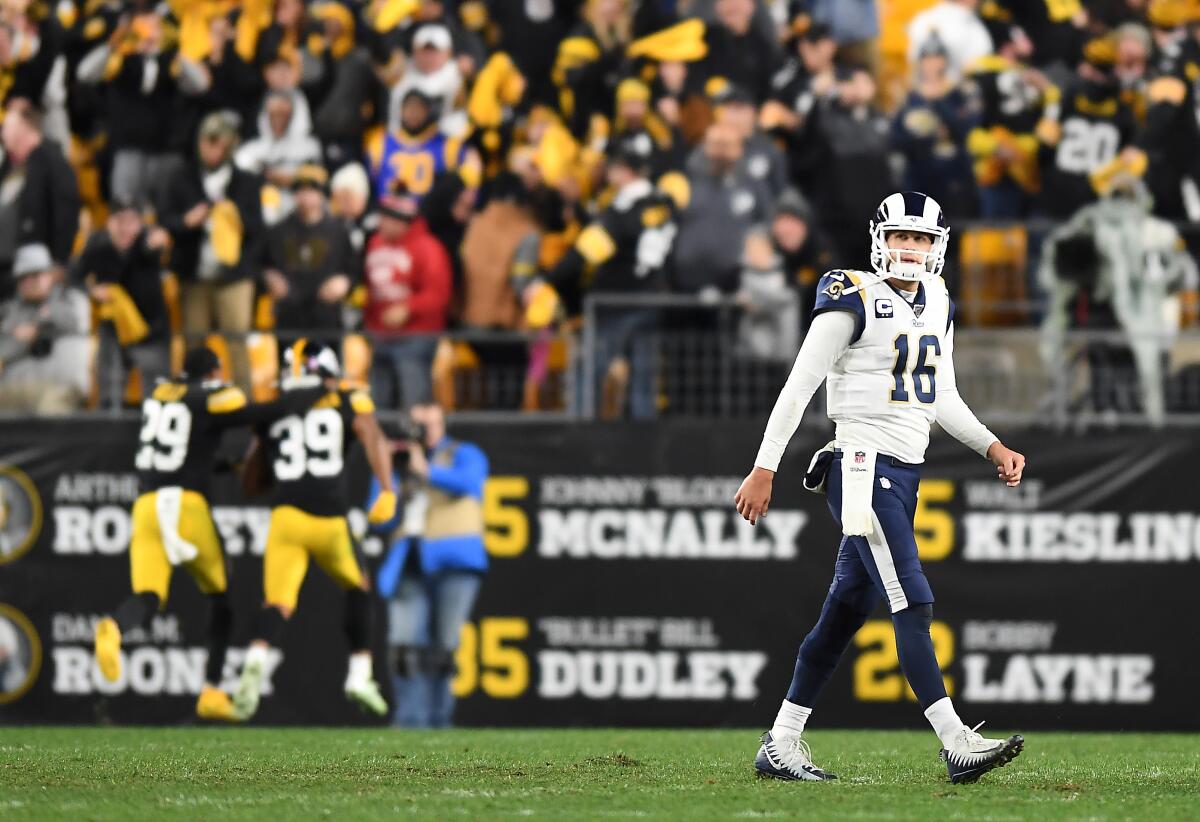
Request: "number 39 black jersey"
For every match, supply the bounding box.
[261,387,375,517]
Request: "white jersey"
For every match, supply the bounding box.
[754,268,997,472]
[817,269,952,464]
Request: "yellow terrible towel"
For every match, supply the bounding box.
[96,283,150,346]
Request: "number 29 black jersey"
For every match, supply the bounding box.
[261,387,375,517]
[136,381,255,497]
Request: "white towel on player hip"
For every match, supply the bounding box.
[840,446,877,537]
[155,486,199,566]
[802,440,837,494]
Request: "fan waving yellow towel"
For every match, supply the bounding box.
[209,199,243,267]
[627,19,707,62]
[96,284,150,346]
[524,281,561,330]
[235,0,274,62]
[469,52,526,130]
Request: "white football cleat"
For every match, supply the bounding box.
[233,658,264,721]
[941,722,1024,784]
[754,731,837,781]
[345,677,388,716]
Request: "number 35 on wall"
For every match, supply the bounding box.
[453,618,530,698]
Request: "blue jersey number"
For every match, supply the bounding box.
[890,334,940,403]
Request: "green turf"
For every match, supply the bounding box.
[0,727,1196,820]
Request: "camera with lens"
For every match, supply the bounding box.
[391,414,428,474]
[395,414,427,446]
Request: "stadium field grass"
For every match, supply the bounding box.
[1,728,1197,820]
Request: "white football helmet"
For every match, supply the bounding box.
[869,191,949,282]
[281,338,341,390]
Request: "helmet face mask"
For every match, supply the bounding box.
[875,229,943,281]
[869,191,949,282]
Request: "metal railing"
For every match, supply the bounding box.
[7,296,1200,429]
[952,327,1200,429]
[579,292,816,421]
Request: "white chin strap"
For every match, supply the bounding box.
[840,270,889,297]
[842,257,931,298]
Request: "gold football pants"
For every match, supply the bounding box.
[264,506,366,611]
[130,490,227,604]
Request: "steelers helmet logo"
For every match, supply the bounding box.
[0,465,41,564]
[0,604,41,704]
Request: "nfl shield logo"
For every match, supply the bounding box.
[854,451,866,464]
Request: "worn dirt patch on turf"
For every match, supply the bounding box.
[586,752,642,767]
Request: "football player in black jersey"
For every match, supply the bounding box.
[93,347,326,721]
[234,340,396,718]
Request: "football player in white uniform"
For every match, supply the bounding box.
[734,191,1027,784]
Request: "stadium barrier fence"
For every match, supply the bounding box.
[0,419,1194,730]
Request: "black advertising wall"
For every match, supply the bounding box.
[0,419,1197,730]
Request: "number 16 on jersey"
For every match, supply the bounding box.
[890,333,940,404]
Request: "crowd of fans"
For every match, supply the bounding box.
[1,0,1200,416]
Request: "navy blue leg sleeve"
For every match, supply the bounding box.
[891,603,947,710]
[786,594,870,706]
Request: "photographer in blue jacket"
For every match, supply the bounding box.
[368,402,488,727]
